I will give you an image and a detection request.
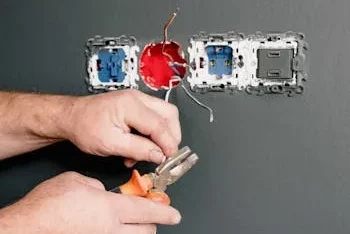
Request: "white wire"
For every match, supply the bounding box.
[180,84,214,122]
[165,76,214,122]
[164,77,178,102]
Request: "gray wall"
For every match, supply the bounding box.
[1,0,350,233]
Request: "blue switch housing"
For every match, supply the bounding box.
[97,49,126,83]
[205,45,233,78]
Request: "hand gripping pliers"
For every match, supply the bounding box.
[109,146,198,205]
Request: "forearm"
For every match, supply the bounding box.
[0,91,76,159]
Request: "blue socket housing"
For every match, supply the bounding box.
[97,49,126,83]
[205,45,233,78]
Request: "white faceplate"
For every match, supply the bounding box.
[187,31,309,95]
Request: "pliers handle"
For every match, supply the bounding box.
[109,146,199,205]
[110,169,170,205]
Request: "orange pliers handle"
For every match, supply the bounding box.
[111,170,171,205]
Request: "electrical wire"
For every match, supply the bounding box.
[165,76,214,123]
[161,8,214,122]
[162,7,180,53]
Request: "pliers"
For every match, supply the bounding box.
[109,146,199,205]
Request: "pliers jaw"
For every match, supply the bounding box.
[150,146,199,191]
[111,146,199,205]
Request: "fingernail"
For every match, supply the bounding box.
[124,159,137,168]
[150,150,166,164]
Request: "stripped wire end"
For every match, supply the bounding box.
[162,7,180,53]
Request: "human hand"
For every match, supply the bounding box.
[0,172,181,234]
[61,89,181,167]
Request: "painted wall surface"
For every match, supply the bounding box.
[1,0,350,233]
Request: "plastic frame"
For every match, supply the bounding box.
[84,35,140,93]
[187,31,309,96]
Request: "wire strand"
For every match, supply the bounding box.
[180,84,214,122]
[165,76,214,122]
[162,8,180,53]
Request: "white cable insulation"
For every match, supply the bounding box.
[165,76,214,122]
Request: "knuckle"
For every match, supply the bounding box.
[77,144,92,155]
[174,132,182,145]
[96,138,113,155]
[57,172,103,191]
[118,91,138,109]
[124,89,139,99]
[60,171,83,181]
[168,103,179,118]
[127,88,139,96]
[154,118,170,135]
[39,172,83,194]
[116,90,131,102]
[86,177,105,190]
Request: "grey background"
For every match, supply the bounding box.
[0,0,349,233]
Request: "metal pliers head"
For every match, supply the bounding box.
[149,146,199,192]
[110,146,199,205]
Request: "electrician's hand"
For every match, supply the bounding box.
[0,172,181,234]
[62,89,181,167]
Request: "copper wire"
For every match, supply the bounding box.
[162,7,180,53]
